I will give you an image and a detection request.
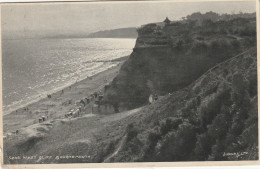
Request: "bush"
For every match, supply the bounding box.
[194,133,213,160]
[231,40,241,51]
[207,113,230,140]
[155,123,197,161]
[202,19,215,27]
[208,139,228,160]
[248,69,257,97]
[198,91,224,129]
[126,123,139,142]
[142,126,161,161]
[209,39,231,57]
[160,117,182,135]
[191,42,208,54]
[176,40,184,50]
[239,26,256,37]
[242,37,256,48]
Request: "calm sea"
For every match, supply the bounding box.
[2,38,136,115]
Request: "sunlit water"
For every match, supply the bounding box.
[2,38,136,115]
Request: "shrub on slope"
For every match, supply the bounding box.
[109,48,257,162]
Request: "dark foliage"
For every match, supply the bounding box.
[102,12,257,162]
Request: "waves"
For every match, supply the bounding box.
[2,38,136,115]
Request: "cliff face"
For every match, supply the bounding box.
[104,14,256,110]
[100,13,257,161]
[107,46,258,162]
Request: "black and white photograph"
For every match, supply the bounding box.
[1,0,258,165]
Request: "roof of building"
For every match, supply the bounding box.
[164,17,171,23]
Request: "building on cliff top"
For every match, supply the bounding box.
[164,17,171,25]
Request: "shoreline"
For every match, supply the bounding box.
[2,63,114,116]
[3,58,126,134]
[3,56,129,116]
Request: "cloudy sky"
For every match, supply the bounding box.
[1,1,256,37]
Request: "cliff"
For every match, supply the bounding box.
[98,12,257,161]
[105,46,258,162]
[104,13,256,110]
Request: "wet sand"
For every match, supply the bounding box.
[3,61,124,134]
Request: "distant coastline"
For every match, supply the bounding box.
[2,27,137,40]
[86,27,137,39]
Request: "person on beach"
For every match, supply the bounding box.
[42,116,46,121]
[23,107,28,112]
[154,94,158,101]
[93,92,98,98]
[85,98,90,104]
[80,99,86,107]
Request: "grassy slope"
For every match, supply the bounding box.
[108,47,258,162]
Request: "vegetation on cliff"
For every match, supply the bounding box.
[99,12,257,162]
[104,47,257,162]
[104,12,256,110]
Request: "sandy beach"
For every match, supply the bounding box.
[3,59,126,134]
[2,55,148,164]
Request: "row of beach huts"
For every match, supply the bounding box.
[64,92,104,118]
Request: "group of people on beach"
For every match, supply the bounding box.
[65,91,104,118]
[38,115,48,123]
[6,78,108,139]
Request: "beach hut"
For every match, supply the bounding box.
[98,95,104,101]
[80,99,86,106]
[39,118,43,123]
[42,116,46,121]
[149,94,154,104]
[76,100,82,106]
[93,92,98,98]
[65,112,72,118]
[85,97,90,104]
[149,94,158,104]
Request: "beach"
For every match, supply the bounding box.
[3,60,125,134]
[3,55,148,164]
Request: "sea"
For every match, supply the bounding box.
[2,38,136,115]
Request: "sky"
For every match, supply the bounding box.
[1,1,256,38]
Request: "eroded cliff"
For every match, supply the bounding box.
[104,13,256,110]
